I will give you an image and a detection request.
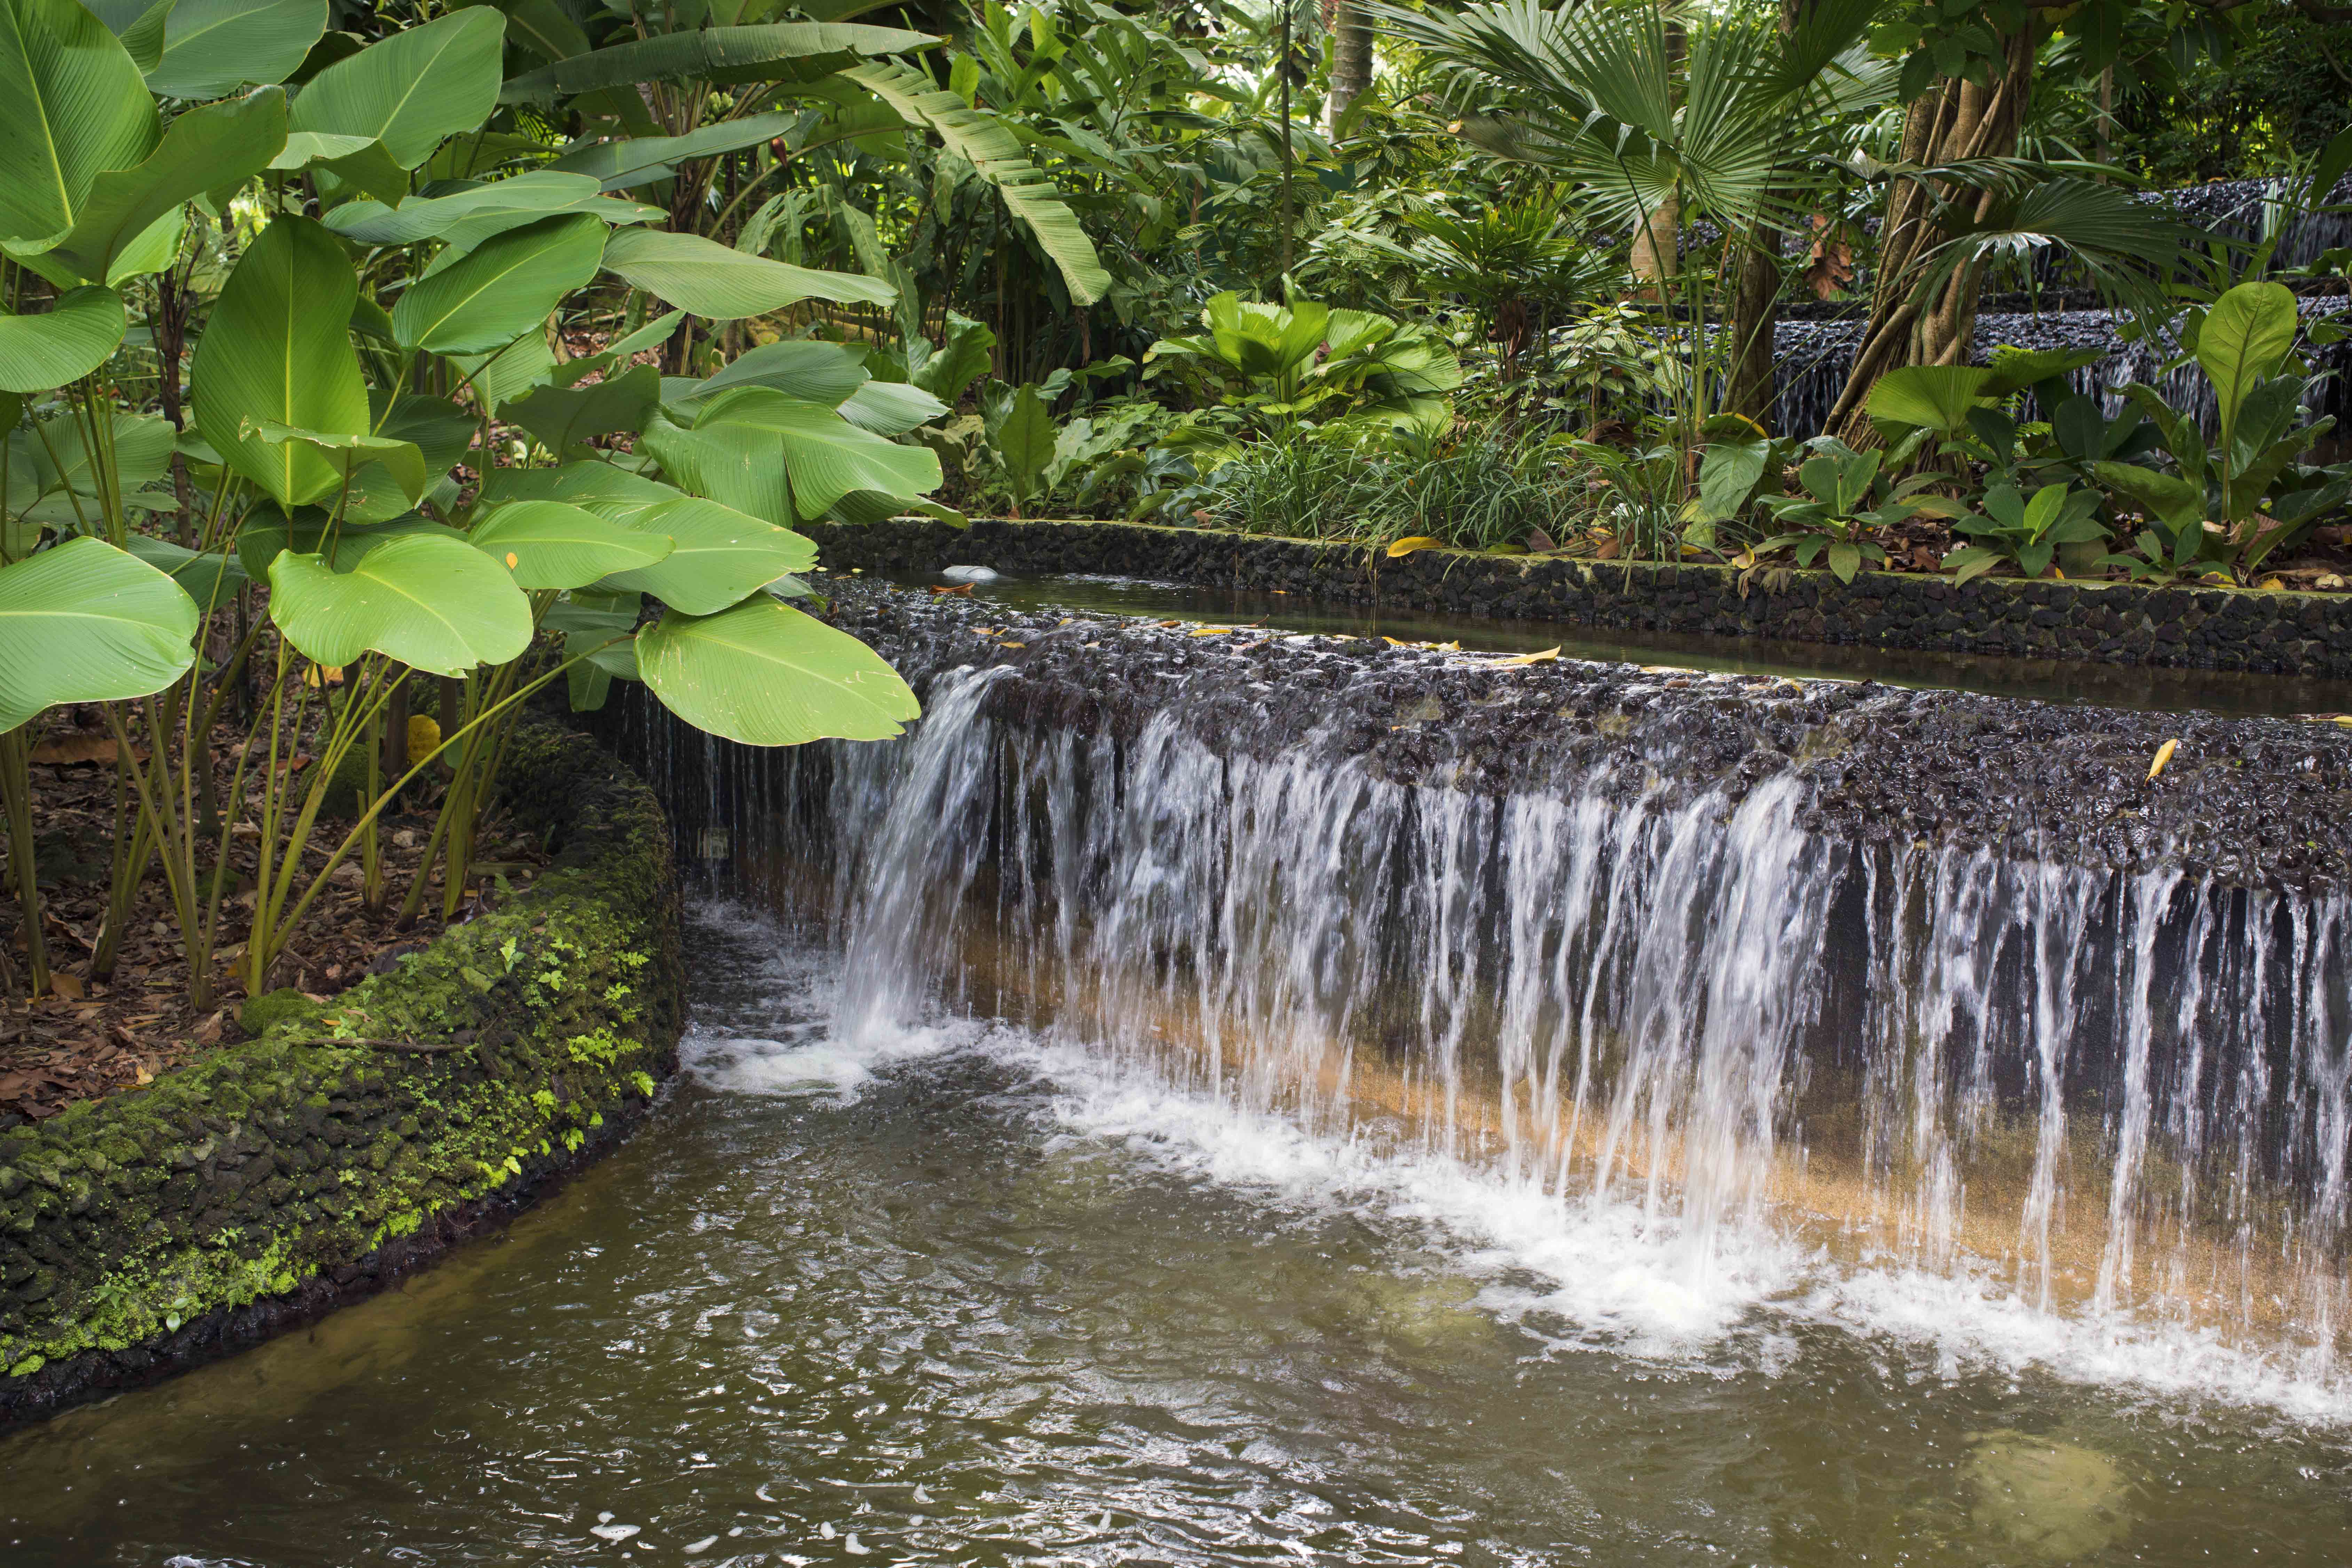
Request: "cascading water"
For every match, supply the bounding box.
[600,588,2352,1412]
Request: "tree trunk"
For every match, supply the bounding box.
[1325,0,1374,139]
[1827,24,2036,447]
[1725,241,1781,424]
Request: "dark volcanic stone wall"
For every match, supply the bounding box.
[0,724,685,1429]
[815,583,2352,893]
[803,519,2352,680]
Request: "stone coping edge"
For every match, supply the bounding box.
[804,518,2352,679]
[0,721,686,1431]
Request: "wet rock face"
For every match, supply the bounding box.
[831,585,2352,892]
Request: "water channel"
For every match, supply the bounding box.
[5,577,2352,1565]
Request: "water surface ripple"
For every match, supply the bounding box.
[5,908,2350,1565]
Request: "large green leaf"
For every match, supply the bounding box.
[598,495,814,613]
[287,6,503,170]
[249,419,427,502]
[0,285,126,393]
[550,111,798,191]
[391,211,605,354]
[1865,364,1993,438]
[235,507,459,578]
[266,532,530,675]
[123,531,250,605]
[986,381,1054,504]
[0,536,198,731]
[2197,281,2299,439]
[324,170,657,253]
[148,0,325,100]
[599,227,891,320]
[0,0,159,250]
[190,215,368,506]
[371,389,474,474]
[837,379,946,436]
[644,386,939,523]
[41,88,286,283]
[449,329,555,415]
[87,0,171,72]
[469,499,670,590]
[481,457,679,519]
[840,58,1108,307]
[506,361,660,456]
[499,21,938,103]
[677,339,869,407]
[637,595,917,744]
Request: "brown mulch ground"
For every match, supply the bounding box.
[0,701,549,1133]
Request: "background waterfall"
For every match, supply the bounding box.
[596,605,2352,1389]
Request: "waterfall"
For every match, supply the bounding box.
[594,598,2352,1393]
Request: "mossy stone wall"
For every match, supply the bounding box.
[804,519,2352,678]
[0,723,684,1428]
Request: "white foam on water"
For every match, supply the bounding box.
[683,902,2352,1427]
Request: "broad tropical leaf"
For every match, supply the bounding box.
[637,596,917,744]
[287,6,503,170]
[599,227,892,319]
[148,0,326,100]
[676,339,869,406]
[499,21,938,103]
[987,382,1054,504]
[235,508,461,578]
[1865,365,1992,438]
[550,111,798,191]
[482,457,679,519]
[0,536,197,731]
[450,330,556,416]
[0,0,158,250]
[643,386,940,524]
[249,420,428,502]
[123,532,250,605]
[86,0,171,71]
[391,211,605,354]
[41,88,287,283]
[506,362,660,456]
[840,59,1108,306]
[469,498,671,589]
[324,170,658,253]
[267,533,531,675]
[2197,281,2299,437]
[837,379,946,436]
[189,215,368,505]
[0,285,126,393]
[599,495,816,613]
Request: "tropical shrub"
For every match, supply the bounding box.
[0,1,945,1007]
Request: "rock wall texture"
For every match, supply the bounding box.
[0,723,684,1429]
[803,519,2352,679]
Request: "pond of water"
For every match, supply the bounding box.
[7,907,2352,1566]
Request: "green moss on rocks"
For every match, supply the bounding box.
[0,723,684,1423]
[237,988,323,1039]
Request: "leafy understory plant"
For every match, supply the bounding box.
[1745,439,1954,584]
[1942,482,2107,584]
[0,0,946,1005]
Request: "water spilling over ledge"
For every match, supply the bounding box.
[603,586,2352,1404]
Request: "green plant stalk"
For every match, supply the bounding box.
[270,648,612,966]
[0,726,50,997]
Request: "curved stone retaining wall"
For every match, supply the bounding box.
[0,724,684,1429]
[805,518,2352,680]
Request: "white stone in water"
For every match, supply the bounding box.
[684,1538,720,1555]
[590,1523,641,1542]
[940,564,1000,583]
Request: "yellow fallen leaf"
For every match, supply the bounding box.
[1386,536,1444,558]
[1381,636,1410,647]
[2257,575,2285,590]
[999,641,1025,649]
[1434,640,1461,652]
[1188,626,1231,637]
[2148,738,2179,780]
[1493,646,1561,667]
[505,552,519,569]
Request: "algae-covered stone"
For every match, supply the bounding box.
[239,990,324,1040]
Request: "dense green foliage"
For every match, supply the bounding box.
[1,0,2349,1012]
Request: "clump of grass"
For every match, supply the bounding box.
[1199,427,1586,552]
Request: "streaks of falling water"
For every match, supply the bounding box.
[616,664,2352,1385]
